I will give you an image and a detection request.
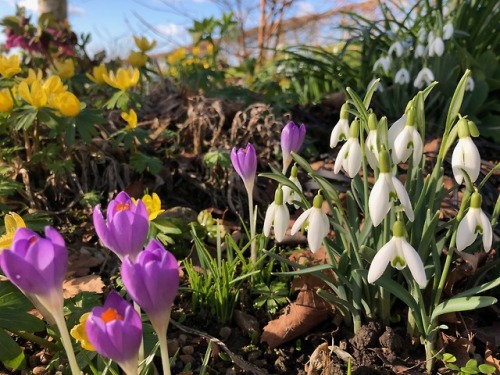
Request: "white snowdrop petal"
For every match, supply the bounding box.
[334,142,349,174]
[392,176,414,221]
[291,208,311,235]
[263,203,276,237]
[346,140,362,178]
[456,210,477,251]
[307,209,327,253]
[411,129,423,165]
[401,240,427,289]
[463,138,481,183]
[369,176,390,227]
[478,210,492,251]
[393,127,411,163]
[274,205,290,242]
[451,141,466,184]
[388,115,406,149]
[368,239,396,284]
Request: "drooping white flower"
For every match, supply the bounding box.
[392,108,423,165]
[263,186,290,243]
[443,22,454,40]
[388,41,404,57]
[330,103,350,148]
[369,150,414,227]
[456,192,492,252]
[282,165,303,209]
[291,194,329,253]
[428,36,444,57]
[465,76,475,92]
[451,119,481,185]
[414,67,435,89]
[334,119,362,178]
[388,114,407,150]
[373,56,391,74]
[394,68,410,85]
[418,28,427,43]
[368,221,427,289]
[414,44,426,58]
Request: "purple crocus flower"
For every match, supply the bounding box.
[231,143,257,195]
[0,227,67,311]
[93,192,149,261]
[86,291,142,375]
[281,121,306,173]
[121,239,179,331]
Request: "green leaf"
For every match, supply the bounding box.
[453,278,500,299]
[442,353,457,363]
[0,329,26,370]
[446,70,470,132]
[431,296,497,321]
[130,152,163,174]
[478,363,496,374]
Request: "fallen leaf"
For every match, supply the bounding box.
[63,275,104,299]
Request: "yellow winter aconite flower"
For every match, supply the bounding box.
[43,75,67,96]
[103,67,140,91]
[0,55,22,78]
[0,89,14,113]
[133,35,157,52]
[0,212,26,252]
[128,51,148,68]
[132,192,165,221]
[53,59,75,79]
[121,109,137,131]
[86,64,108,85]
[207,43,214,54]
[192,46,200,56]
[18,80,48,108]
[54,92,81,117]
[167,48,186,65]
[70,313,96,351]
[22,69,44,85]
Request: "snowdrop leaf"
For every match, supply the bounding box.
[363,78,380,109]
[431,296,497,321]
[454,278,500,299]
[446,70,470,131]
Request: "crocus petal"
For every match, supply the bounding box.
[368,238,396,283]
[456,210,477,251]
[478,210,492,251]
[291,208,311,235]
[392,177,414,221]
[400,240,427,288]
[273,205,290,242]
[369,175,390,227]
[263,203,277,237]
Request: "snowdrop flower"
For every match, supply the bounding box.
[456,192,492,252]
[465,76,475,92]
[388,114,407,150]
[451,118,480,185]
[414,67,435,89]
[373,56,391,74]
[291,193,329,253]
[418,28,427,43]
[394,68,410,85]
[392,108,423,165]
[330,103,350,148]
[263,186,290,243]
[368,220,427,289]
[388,41,404,57]
[428,35,444,57]
[282,164,303,208]
[443,22,454,40]
[365,113,380,170]
[369,150,414,226]
[334,119,362,178]
[414,44,426,58]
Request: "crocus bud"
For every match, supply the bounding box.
[93,192,149,261]
[121,239,179,331]
[86,292,142,375]
[281,121,306,173]
[231,143,257,196]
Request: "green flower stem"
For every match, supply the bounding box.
[51,309,81,375]
[248,193,257,263]
[358,118,370,217]
[151,310,172,375]
[133,301,145,371]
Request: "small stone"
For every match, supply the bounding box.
[182,345,194,355]
[179,354,195,365]
[219,326,232,340]
[178,333,188,345]
[247,350,262,362]
[167,338,180,355]
[32,366,47,375]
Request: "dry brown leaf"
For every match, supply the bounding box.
[485,348,500,373]
[261,286,330,349]
[63,275,105,299]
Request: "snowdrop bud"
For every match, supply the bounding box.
[443,22,454,40]
[365,113,380,169]
[456,191,492,252]
[452,118,480,185]
[368,113,377,131]
[465,76,475,92]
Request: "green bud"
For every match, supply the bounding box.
[406,107,416,127]
[349,119,360,138]
[392,220,406,237]
[470,191,482,209]
[275,185,284,205]
[368,112,377,131]
[457,118,470,139]
[340,103,349,120]
[313,193,323,209]
[468,120,479,137]
[291,164,298,178]
[379,149,391,173]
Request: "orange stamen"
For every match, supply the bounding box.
[101,307,124,323]
[116,202,131,211]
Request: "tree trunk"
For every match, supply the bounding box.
[38,0,67,22]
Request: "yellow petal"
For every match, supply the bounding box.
[70,312,96,351]
[0,89,14,113]
[18,81,32,105]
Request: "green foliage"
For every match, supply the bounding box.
[252,280,288,314]
[440,353,497,374]
[129,152,163,175]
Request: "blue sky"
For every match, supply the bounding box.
[0,0,336,58]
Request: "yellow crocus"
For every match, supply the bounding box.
[53,59,75,79]
[86,64,108,85]
[133,35,157,52]
[121,109,137,131]
[53,92,81,117]
[70,313,96,351]
[0,89,14,113]
[103,67,140,91]
[128,51,148,68]
[22,69,44,85]
[132,192,164,221]
[0,212,26,252]
[0,55,22,78]
[18,80,48,108]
